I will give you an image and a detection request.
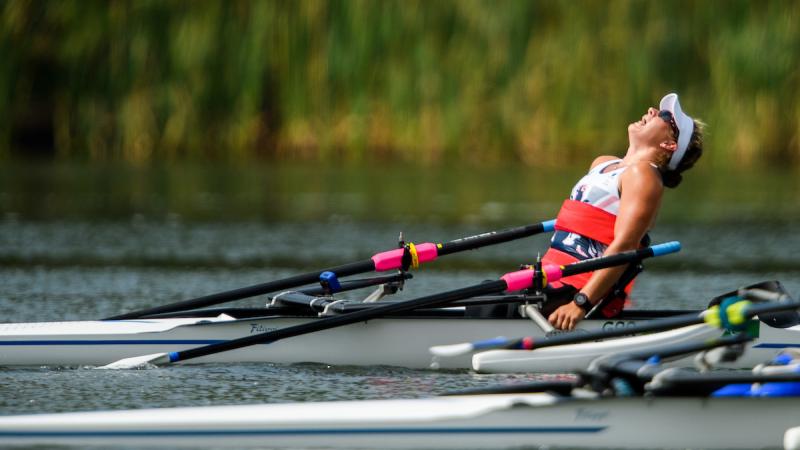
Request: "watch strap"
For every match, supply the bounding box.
[573,292,594,314]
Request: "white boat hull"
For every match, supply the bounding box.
[0,393,796,449]
[1,314,798,370]
[472,323,800,373]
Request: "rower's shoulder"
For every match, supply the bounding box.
[620,160,664,191]
[625,160,662,177]
[589,155,620,169]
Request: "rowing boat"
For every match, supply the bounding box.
[2,289,798,449]
[2,329,799,450]
[2,304,799,370]
[0,392,795,449]
[471,322,800,373]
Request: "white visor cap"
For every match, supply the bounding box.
[660,93,695,171]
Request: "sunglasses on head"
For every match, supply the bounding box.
[658,110,680,139]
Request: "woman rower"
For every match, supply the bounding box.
[544,93,704,330]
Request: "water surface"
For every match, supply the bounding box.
[0,162,797,449]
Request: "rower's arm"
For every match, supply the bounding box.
[548,162,664,330]
[580,162,664,302]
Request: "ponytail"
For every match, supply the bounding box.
[661,119,705,189]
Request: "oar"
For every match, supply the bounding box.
[444,334,757,398]
[100,241,681,369]
[139,273,416,319]
[106,220,556,320]
[430,286,800,358]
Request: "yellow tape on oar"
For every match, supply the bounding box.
[407,242,420,269]
[704,298,752,331]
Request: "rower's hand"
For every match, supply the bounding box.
[548,302,586,330]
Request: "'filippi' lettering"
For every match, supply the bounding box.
[250,324,278,334]
[575,408,609,421]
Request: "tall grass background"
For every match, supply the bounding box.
[1,0,798,169]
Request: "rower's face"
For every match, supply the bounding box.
[628,107,675,145]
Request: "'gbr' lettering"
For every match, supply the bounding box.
[601,320,636,330]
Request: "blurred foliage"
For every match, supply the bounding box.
[1,0,798,168]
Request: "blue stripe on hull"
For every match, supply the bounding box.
[0,426,607,438]
[752,343,800,348]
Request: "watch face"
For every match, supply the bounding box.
[574,293,592,312]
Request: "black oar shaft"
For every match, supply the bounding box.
[106,260,375,320]
[107,220,555,320]
[436,222,553,256]
[174,280,508,362]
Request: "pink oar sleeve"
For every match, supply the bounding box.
[371,243,439,272]
[500,264,564,292]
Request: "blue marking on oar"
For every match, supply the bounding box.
[542,219,556,232]
[651,241,681,256]
[168,352,180,362]
[471,336,510,350]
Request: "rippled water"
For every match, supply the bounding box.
[0,219,798,413]
[0,162,798,449]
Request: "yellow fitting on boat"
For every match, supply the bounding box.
[704,305,722,328]
[704,300,752,331]
[724,300,752,326]
[408,242,419,269]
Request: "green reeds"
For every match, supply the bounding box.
[0,0,798,167]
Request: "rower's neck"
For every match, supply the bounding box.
[622,145,664,168]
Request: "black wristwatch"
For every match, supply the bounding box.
[573,292,594,314]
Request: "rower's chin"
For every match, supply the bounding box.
[627,124,640,141]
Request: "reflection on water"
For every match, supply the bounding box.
[1,218,798,275]
[0,161,797,450]
[1,161,799,224]
[0,362,570,415]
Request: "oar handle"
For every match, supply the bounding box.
[501,241,681,292]
[560,241,681,277]
[370,220,556,271]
